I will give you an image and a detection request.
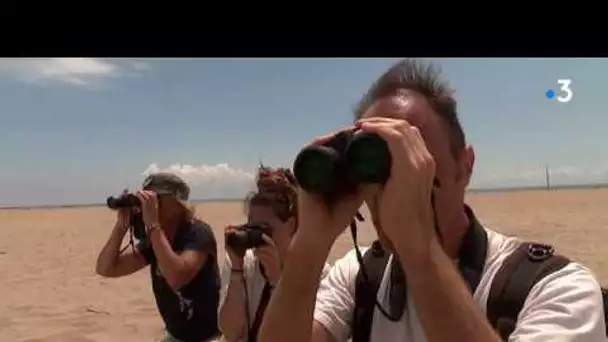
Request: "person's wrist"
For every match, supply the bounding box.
[148,221,161,232]
[395,234,441,272]
[230,268,245,280]
[230,256,244,270]
[114,221,130,233]
[267,274,279,287]
[292,228,334,255]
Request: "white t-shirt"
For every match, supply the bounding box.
[220,250,330,341]
[314,228,607,342]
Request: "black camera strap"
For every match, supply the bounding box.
[241,263,274,342]
[248,282,273,342]
[119,223,137,255]
[350,205,488,342]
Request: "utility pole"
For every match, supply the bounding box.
[545,165,551,190]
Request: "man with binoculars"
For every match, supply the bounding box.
[95,173,221,342]
[258,59,606,342]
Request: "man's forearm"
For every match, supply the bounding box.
[219,274,247,341]
[96,223,128,275]
[149,228,187,288]
[398,239,500,342]
[258,231,333,342]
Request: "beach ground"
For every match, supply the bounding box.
[1,188,607,341]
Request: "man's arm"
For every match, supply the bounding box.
[96,222,147,277]
[258,230,337,342]
[510,262,606,341]
[149,223,214,290]
[397,240,501,342]
[218,252,248,342]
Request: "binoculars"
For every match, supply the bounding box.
[106,193,164,210]
[106,193,141,209]
[293,130,391,199]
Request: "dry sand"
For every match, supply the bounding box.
[1,188,608,341]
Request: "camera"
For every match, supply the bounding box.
[293,130,391,200]
[225,223,271,252]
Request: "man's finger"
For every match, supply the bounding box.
[393,122,427,164]
[306,126,358,148]
[254,249,273,264]
[359,121,409,164]
[143,190,156,201]
[224,224,239,232]
[360,120,431,175]
[135,190,146,203]
[398,124,436,177]
[255,245,273,256]
[357,117,409,126]
[261,234,275,246]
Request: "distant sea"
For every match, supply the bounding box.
[1,183,607,210]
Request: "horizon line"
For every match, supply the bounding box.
[1,182,607,211]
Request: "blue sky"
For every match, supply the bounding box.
[0,58,606,207]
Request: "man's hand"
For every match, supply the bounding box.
[115,189,132,230]
[297,128,367,245]
[136,190,161,229]
[254,235,281,286]
[358,117,437,263]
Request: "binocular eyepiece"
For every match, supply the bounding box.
[293,130,391,200]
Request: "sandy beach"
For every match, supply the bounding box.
[1,188,608,341]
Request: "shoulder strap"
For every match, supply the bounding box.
[487,242,570,341]
[352,241,390,342]
[249,282,272,342]
[600,288,608,336]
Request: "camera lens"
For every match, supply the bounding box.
[346,132,391,184]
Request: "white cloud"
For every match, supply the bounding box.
[0,58,149,88]
[142,163,256,199]
[130,60,151,71]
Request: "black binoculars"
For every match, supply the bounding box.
[106,193,142,210]
[293,130,391,199]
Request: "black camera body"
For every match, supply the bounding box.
[225,223,271,253]
[293,130,391,200]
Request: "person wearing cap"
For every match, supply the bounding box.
[95,173,221,342]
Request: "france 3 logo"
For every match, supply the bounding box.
[545,79,573,103]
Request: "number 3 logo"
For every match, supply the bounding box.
[556,79,573,103]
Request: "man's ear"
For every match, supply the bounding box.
[460,145,475,187]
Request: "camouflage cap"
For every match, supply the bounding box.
[142,172,190,200]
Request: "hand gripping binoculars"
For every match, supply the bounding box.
[293,130,391,200]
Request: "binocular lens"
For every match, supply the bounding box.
[293,146,341,193]
[293,131,391,197]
